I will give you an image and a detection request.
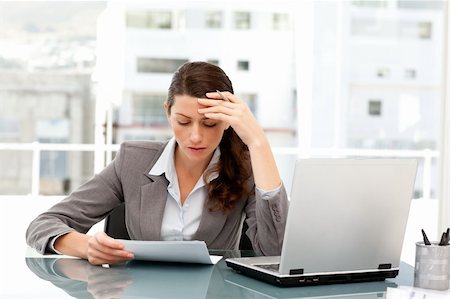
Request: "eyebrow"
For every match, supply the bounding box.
[175,113,209,120]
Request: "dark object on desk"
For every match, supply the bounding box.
[421,229,431,245]
[438,232,447,246]
[438,227,450,246]
[226,258,398,287]
[104,204,254,250]
[225,268,398,297]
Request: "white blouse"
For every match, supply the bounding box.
[149,137,220,241]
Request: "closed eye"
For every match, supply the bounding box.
[203,122,217,127]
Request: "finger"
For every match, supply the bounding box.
[206,91,240,103]
[95,232,125,250]
[88,238,134,262]
[198,105,235,116]
[203,112,234,123]
[87,249,120,265]
[198,98,234,108]
[205,91,224,100]
[87,248,133,265]
[90,243,134,260]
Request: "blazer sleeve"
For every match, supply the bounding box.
[243,183,289,256]
[25,144,126,254]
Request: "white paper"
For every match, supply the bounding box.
[119,240,222,265]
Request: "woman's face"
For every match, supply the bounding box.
[165,94,229,166]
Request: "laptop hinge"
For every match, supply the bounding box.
[289,268,304,275]
[378,263,392,269]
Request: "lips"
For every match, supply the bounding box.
[188,146,207,153]
[189,147,206,151]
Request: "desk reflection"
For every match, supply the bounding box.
[26,257,214,299]
[25,253,412,299]
[224,271,397,299]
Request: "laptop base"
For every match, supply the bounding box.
[226,260,399,287]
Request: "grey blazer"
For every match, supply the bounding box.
[26,141,289,256]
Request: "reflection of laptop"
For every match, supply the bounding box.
[226,158,417,287]
[225,269,397,299]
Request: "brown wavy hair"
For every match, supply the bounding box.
[167,61,253,213]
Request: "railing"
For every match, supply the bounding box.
[0,142,438,199]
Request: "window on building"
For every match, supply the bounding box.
[126,11,147,28]
[273,13,290,30]
[207,59,219,66]
[126,11,172,29]
[397,0,443,10]
[206,11,222,29]
[237,60,250,71]
[137,58,188,73]
[405,68,417,79]
[368,100,382,116]
[238,93,257,115]
[376,67,390,78]
[132,94,167,125]
[123,133,171,142]
[351,18,394,38]
[352,0,387,8]
[39,138,68,179]
[418,22,432,39]
[352,18,433,40]
[0,119,19,141]
[399,21,432,39]
[234,11,251,30]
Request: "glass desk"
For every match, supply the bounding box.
[0,248,426,299]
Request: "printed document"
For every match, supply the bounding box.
[120,240,222,264]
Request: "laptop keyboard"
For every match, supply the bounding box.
[255,263,280,272]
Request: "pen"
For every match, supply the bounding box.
[421,229,431,245]
[216,90,229,102]
[438,228,450,246]
[438,232,447,246]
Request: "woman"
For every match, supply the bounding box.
[26,61,289,265]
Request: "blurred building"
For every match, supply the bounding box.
[0,1,442,197]
[302,1,443,151]
[344,1,442,197]
[96,1,297,147]
[308,1,442,197]
[0,71,95,195]
[346,1,441,150]
[0,2,104,195]
[96,1,442,195]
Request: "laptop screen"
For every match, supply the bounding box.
[279,159,417,276]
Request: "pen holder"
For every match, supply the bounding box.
[414,242,450,291]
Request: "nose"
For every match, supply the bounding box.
[189,123,203,144]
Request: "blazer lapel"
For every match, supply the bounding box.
[134,143,168,240]
[139,174,168,241]
[193,202,227,246]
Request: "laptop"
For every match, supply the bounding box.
[226,158,418,287]
[225,271,397,299]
